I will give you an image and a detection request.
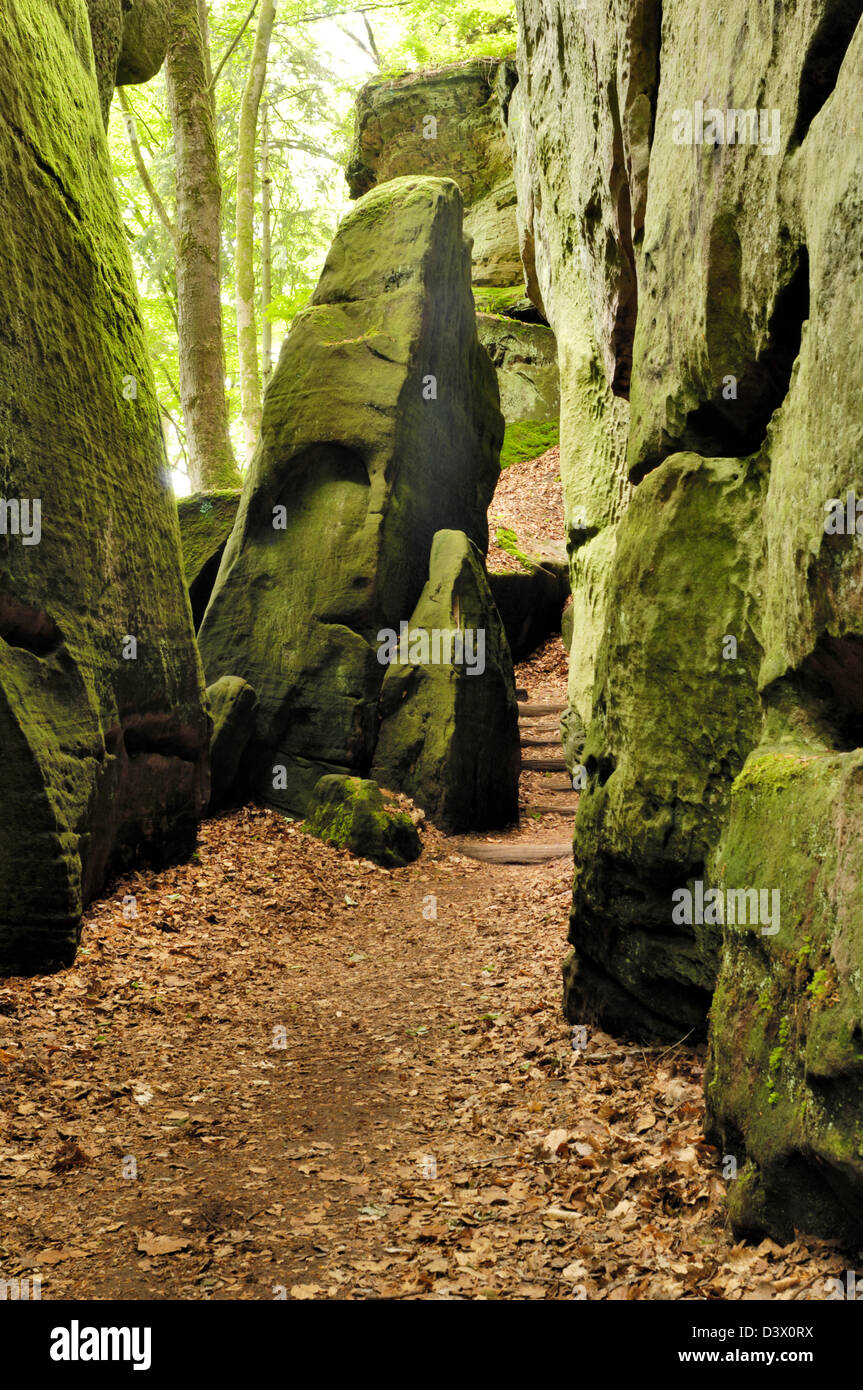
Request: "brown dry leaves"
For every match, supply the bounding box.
[0,801,848,1300]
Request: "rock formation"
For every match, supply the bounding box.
[177,491,241,630]
[347,60,560,462]
[198,176,506,817]
[87,0,170,123]
[206,675,258,812]
[303,776,421,868]
[371,530,520,832]
[0,0,208,972]
[508,0,863,1238]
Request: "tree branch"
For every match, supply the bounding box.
[294,2,412,23]
[117,90,177,248]
[210,0,259,89]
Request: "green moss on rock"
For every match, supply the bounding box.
[0,0,208,973]
[705,746,863,1244]
[565,453,765,1040]
[371,529,520,832]
[198,177,503,815]
[303,775,420,868]
[500,419,559,468]
[177,490,241,629]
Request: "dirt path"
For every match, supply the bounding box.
[0,639,847,1300]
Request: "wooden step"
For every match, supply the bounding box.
[518,702,567,717]
[521,757,568,772]
[456,841,573,864]
[522,804,578,816]
[520,737,563,749]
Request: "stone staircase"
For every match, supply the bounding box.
[455,696,577,863]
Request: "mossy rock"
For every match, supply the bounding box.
[177,491,241,630]
[371,529,520,832]
[207,676,258,812]
[198,177,503,816]
[476,314,559,425]
[0,0,208,973]
[487,566,565,662]
[346,60,521,287]
[473,287,542,321]
[500,419,560,468]
[705,746,863,1245]
[303,775,420,868]
[566,453,764,1040]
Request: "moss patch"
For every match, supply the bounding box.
[303,775,420,869]
[500,419,559,468]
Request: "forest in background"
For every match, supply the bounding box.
[110,0,518,492]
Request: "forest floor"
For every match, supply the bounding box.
[0,453,852,1301]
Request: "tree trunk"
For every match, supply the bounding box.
[261,100,272,393]
[236,0,277,463]
[165,0,239,491]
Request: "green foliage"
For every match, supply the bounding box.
[109,0,517,482]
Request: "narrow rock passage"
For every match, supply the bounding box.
[0,647,845,1299]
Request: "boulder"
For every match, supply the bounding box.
[303,775,421,868]
[512,0,863,1240]
[86,0,169,123]
[564,454,764,1041]
[476,313,559,424]
[371,530,520,832]
[198,176,504,814]
[488,565,567,663]
[207,676,258,812]
[177,490,241,630]
[705,747,863,1244]
[346,61,522,287]
[0,0,209,972]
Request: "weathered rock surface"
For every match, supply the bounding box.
[347,57,561,459]
[501,18,631,730]
[303,775,421,868]
[87,0,170,122]
[0,0,209,972]
[371,530,520,832]
[207,676,258,812]
[476,313,559,424]
[347,61,522,288]
[177,490,241,630]
[512,0,863,1237]
[563,453,764,1040]
[705,747,863,1244]
[488,565,566,663]
[198,176,503,815]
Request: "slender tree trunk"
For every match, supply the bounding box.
[236,0,277,462]
[165,0,239,491]
[197,0,214,86]
[261,100,273,393]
